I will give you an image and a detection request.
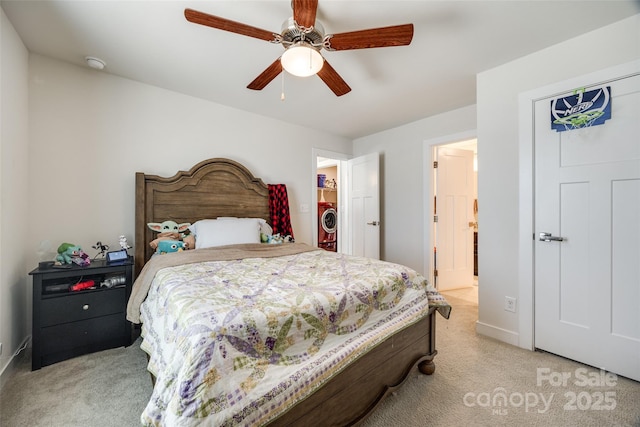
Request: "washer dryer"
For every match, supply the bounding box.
[318,202,337,252]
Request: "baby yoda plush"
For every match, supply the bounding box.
[147,220,191,251]
[147,220,190,235]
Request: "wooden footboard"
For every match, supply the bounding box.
[145,310,437,426]
[268,309,437,426]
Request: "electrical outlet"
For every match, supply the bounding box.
[505,297,516,313]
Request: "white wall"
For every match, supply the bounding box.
[27,54,351,271]
[353,105,477,274]
[0,9,30,382]
[0,54,350,377]
[476,14,639,345]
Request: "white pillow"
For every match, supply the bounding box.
[215,217,273,236]
[189,218,261,249]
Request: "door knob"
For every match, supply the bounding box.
[367,221,380,226]
[539,232,565,242]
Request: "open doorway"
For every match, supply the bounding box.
[311,149,350,253]
[431,139,478,297]
[311,150,381,258]
[317,157,339,252]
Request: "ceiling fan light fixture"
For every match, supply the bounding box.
[280,42,323,77]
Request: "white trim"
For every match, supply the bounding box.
[0,336,30,391]
[422,130,476,281]
[476,321,519,346]
[517,91,536,351]
[517,59,640,351]
[311,148,351,252]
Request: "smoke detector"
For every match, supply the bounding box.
[85,56,106,70]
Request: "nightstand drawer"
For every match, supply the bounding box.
[40,314,126,361]
[40,288,125,327]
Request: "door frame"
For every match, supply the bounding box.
[517,59,640,351]
[311,148,350,253]
[423,130,477,285]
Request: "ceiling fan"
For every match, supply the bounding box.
[184,0,414,96]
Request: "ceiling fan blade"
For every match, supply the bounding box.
[317,60,351,97]
[327,24,414,50]
[292,0,318,29]
[247,59,283,91]
[184,8,277,42]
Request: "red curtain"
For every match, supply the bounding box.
[268,184,294,238]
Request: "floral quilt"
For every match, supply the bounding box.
[138,245,450,426]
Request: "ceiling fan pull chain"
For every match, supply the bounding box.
[281,73,286,101]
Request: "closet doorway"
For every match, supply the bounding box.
[317,158,339,252]
[312,149,349,254]
[311,149,381,258]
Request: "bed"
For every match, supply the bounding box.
[128,158,450,426]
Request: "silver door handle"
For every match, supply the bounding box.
[367,221,380,226]
[539,232,565,242]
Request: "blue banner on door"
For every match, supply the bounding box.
[551,86,611,132]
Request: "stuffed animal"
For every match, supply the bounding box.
[147,220,190,250]
[182,234,196,250]
[55,243,90,266]
[157,240,185,254]
[148,220,190,235]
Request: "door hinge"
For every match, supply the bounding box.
[433,161,438,168]
[434,215,438,223]
[434,269,438,277]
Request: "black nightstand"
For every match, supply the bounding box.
[29,257,134,370]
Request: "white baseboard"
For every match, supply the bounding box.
[0,337,31,391]
[1,357,17,391]
[476,320,519,347]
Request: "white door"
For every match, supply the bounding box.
[348,152,380,259]
[434,147,475,290]
[534,74,640,381]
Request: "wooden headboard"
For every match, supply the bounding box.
[135,158,270,276]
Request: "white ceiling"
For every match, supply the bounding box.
[2,1,638,139]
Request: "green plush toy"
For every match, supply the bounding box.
[55,243,83,264]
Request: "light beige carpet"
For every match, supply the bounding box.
[0,337,150,427]
[1,290,639,426]
[363,289,640,427]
